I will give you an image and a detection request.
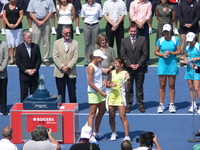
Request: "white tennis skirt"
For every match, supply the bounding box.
[5,28,23,48]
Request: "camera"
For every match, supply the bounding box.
[136,132,155,148]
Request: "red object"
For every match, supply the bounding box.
[10,103,79,144]
[26,115,58,132]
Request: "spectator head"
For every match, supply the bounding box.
[95,33,109,49]
[2,126,13,140]
[31,125,49,141]
[62,25,71,40]
[186,32,198,47]
[121,140,132,150]
[23,30,32,46]
[163,24,173,37]
[163,24,171,32]
[58,0,72,6]
[89,49,107,61]
[128,22,138,37]
[139,132,154,148]
[115,57,127,69]
[80,125,92,140]
[186,32,198,42]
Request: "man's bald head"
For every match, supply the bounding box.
[2,126,13,139]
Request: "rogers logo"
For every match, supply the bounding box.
[33,118,55,121]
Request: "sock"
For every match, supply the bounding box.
[112,132,116,134]
[93,133,97,136]
[159,103,163,106]
[192,101,196,106]
[76,26,79,29]
[170,103,174,105]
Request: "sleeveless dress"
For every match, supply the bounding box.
[156,36,180,75]
[108,70,127,106]
[184,43,200,80]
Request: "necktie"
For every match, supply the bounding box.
[132,38,136,50]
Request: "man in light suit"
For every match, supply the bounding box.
[53,26,78,103]
[16,30,41,103]
[0,41,8,115]
[120,23,148,113]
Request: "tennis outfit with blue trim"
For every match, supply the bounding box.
[184,43,200,80]
[156,36,180,75]
[108,70,127,106]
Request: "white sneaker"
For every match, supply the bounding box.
[1,29,5,35]
[173,29,179,35]
[29,28,32,32]
[157,105,165,113]
[196,108,200,115]
[188,105,197,113]
[123,136,131,141]
[110,133,118,141]
[76,27,80,35]
[52,27,57,35]
[169,104,176,113]
[149,28,152,34]
[89,136,99,145]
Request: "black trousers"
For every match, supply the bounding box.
[106,22,124,57]
[55,74,77,103]
[137,22,150,62]
[0,78,7,113]
[20,79,38,102]
[126,67,146,109]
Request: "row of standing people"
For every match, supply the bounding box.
[0,21,200,148]
[1,0,199,67]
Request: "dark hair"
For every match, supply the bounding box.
[158,0,171,5]
[139,132,154,148]
[115,57,127,69]
[31,125,49,141]
[2,126,13,138]
[128,22,138,31]
[58,0,72,7]
[121,140,132,150]
[194,34,199,42]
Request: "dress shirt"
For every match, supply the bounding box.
[129,0,152,22]
[64,40,69,53]
[103,0,127,23]
[25,43,31,57]
[27,0,56,19]
[81,2,102,24]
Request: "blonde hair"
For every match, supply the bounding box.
[95,33,109,49]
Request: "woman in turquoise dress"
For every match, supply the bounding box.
[184,32,200,113]
[106,58,130,141]
[154,24,181,113]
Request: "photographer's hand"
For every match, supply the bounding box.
[153,135,162,150]
[47,128,61,150]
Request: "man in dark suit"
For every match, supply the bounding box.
[120,23,148,113]
[16,30,41,102]
[177,0,200,51]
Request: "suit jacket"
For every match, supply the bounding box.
[178,0,200,34]
[0,41,8,79]
[16,42,41,81]
[120,35,148,70]
[53,38,78,78]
